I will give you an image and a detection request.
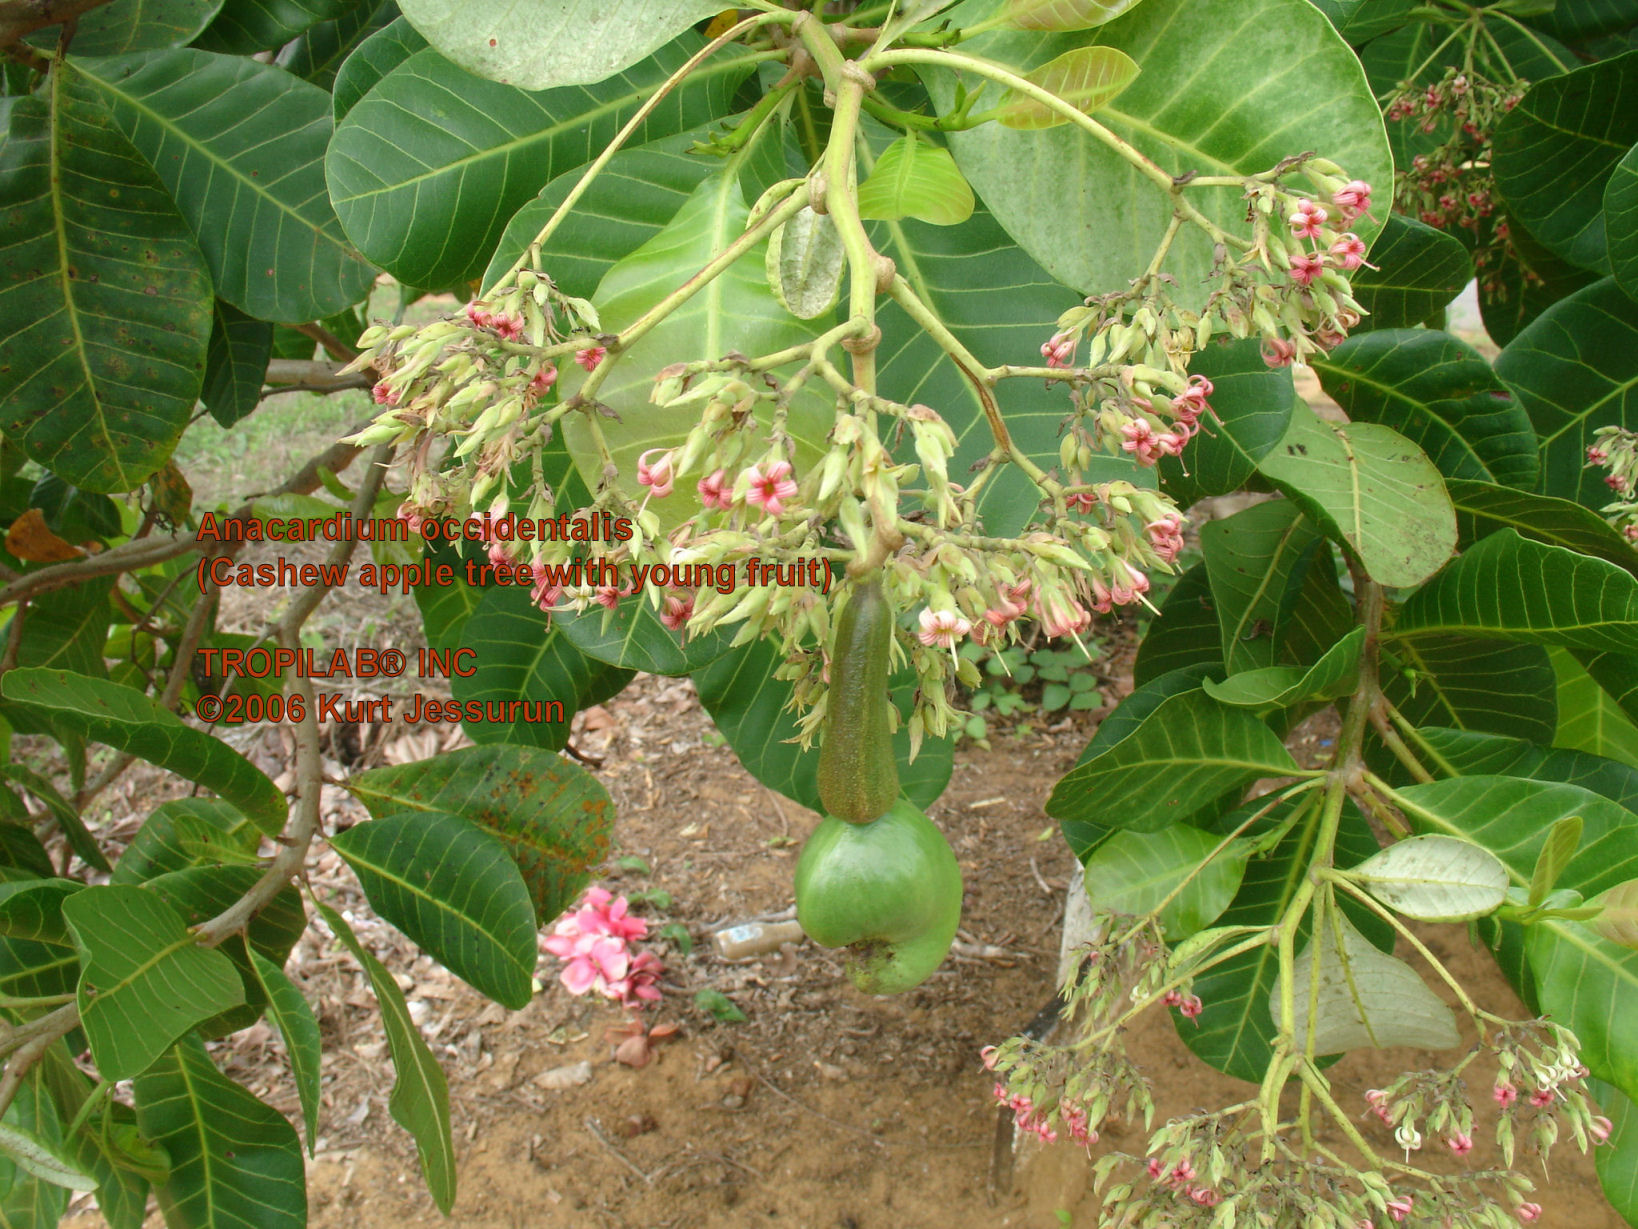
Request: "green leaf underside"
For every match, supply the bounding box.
[1349,833,1509,921]
[317,903,454,1212]
[768,205,845,320]
[0,67,210,494]
[995,46,1140,129]
[63,885,244,1081]
[25,0,224,56]
[201,300,273,428]
[248,949,323,1154]
[1004,0,1151,30]
[0,669,286,833]
[329,809,538,1009]
[856,135,976,225]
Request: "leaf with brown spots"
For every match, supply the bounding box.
[4,509,81,562]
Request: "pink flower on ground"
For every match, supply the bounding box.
[1041,332,1076,369]
[917,608,972,649]
[1494,1080,1518,1108]
[575,345,606,372]
[1289,252,1326,287]
[743,460,798,517]
[1332,180,1372,222]
[1330,233,1368,270]
[608,949,664,1007]
[637,448,675,499]
[1262,337,1298,368]
[529,363,558,397]
[697,468,732,511]
[1591,1115,1614,1144]
[1290,199,1329,240]
[1516,1204,1542,1223]
[1447,1132,1474,1156]
[660,593,693,632]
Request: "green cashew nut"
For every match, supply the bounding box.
[794,799,963,995]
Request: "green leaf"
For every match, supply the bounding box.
[1590,878,1638,949]
[553,590,736,676]
[1003,0,1150,29]
[1421,725,1638,811]
[1348,833,1509,922]
[276,0,398,90]
[1590,1077,1638,1225]
[0,879,81,945]
[14,577,113,680]
[1079,826,1248,939]
[1131,566,1221,686]
[1609,140,1638,303]
[1393,529,1638,656]
[766,205,845,320]
[1496,277,1638,507]
[924,0,1391,305]
[328,37,748,288]
[349,743,613,926]
[62,885,244,1081]
[0,1071,70,1227]
[1255,405,1457,588]
[193,0,350,53]
[1201,498,1331,674]
[201,300,272,429]
[1046,690,1299,832]
[994,46,1140,129]
[317,903,454,1212]
[0,670,286,834]
[140,866,304,966]
[331,14,426,123]
[694,986,746,1023]
[1273,907,1459,1051]
[0,67,211,494]
[1204,625,1364,710]
[330,809,538,1008]
[248,950,322,1154]
[1381,636,1559,748]
[4,764,110,874]
[1492,50,1638,272]
[1157,341,1295,505]
[32,1049,149,1226]
[1347,213,1473,331]
[1529,0,1638,42]
[1479,210,1600,349]
[1530,814,1585,908]
[1446,477,1638,576]
[693,635,953,815]
[1310,329,1537,487]
[0,1122,96,1193]
[399,0,721,90]
[27,0,223,55]
[1552,647,1638,767]
[75,48,376,324]
[855,135,975,226]
[110,799,256,885]
[133,1035,303,1229]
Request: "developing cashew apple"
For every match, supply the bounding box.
[816,576,899,822]
[794,800,963,995]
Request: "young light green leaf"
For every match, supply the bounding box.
[62,885,244,1081]
[856,136,975,226]
[1589,878,1638,950]
[328,810,538,1009]
[0,1123,98,1192]
[766,206,846,320]
[1348,834,1509,922]
[1080,826,1249,939]
[248,951,323,1154]
[996,46,1140,129]
[1004,0,1151,31]
[1532,815,1588,908]
[1203,626,1364,711]
[1273,908,1460,1052]
[318,903,453,1213]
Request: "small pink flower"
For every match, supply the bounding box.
[660,593,693,632]
[697,468,732,511]
[594,584,626,610]
[1516,1203,1542,1223]
[529,363,558,397]
[487,541,514,569]
[1591,1115,1614,1144]
[1174,374,1213,425]
[1330,233,1368,271]
[575,345,606,372]
[1387,1193,1415,1223]
[396,502,424,536]
[1162,989,1184,1008]
[1146,1157,1165,1180]
[1332,180,1372,222]
[1178,994,1203,1023]
[492,313,523,342]
[372,380,398,406]
[465,300,493,329]
[993,1082,1009,1104]
[1262,337,1298,368]
[1065,491,1099,514]
[1626,523,1638,543]
[637,448,675,499]
[917,607,972,649]
[1040,332,1076,369]
[1120,418,1165,466]
[979,1046,998,1070]
[1531,1087,1556,1108]
[743,460,798,517]
[1494,1080,1518,1108]
[1447,1132,1473,1156]
[1036,590,1090,638]
[1170,1161,1195,1186]
[1588,445,1610,465]
[1289,252,1325,287]
[1290,199,1329,239]
[1188,1187,1220,1208]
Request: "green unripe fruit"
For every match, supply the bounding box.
[816,576,899,823]
[794,799,963,995]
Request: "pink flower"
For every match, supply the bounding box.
[1332,180,1372,222]
[1290,198,1329,239]
[1588,445,1610,465]
[1041,331,1076,369]
[1174,374,1213,425]
[1170,1161,1195,1186]
[1531,1087,1556,1108]
[1146,1158,1165,1180]
[1516,1203,1542,1222]
[529,363,558,397]
[1120,418,1164,465]
[1494,1080,1518,1108]
[1188,1187,1220,1207]
[980,1046,998,1071]
[1289,252,1325,286]
[1591,1115,1614,1144]
[1329,233,1367,271]
[1065,490,1099,514]
[531,568,563,613]
[492,313,523,342]
[1146,514,1185,564]
[917,608,972,649]
[1387,1193,1415,1223]
[1162,989,1184,1008]
[575,345,606,372]
[1262,337,1298,368]
[637,448,675,499]
[1036,590,1091,639]
[372,380,398,406]
[397,502,424,536]
[488,541,514,570]
[465,300,493,329]
[993,1082,1009,1104]
[743,460,798,517]
[697,468,732,511]
[1178,994,1203,1022]
[1447,1132,1473,1156]
[608,949,664,1007]
[594,584,626,610]
[660,593,693,632]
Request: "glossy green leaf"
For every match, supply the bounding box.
[318,903,453,1212]
[1310,329,1536,487]
[1499,277,1638,508]
[5,761,110,875]
[140,866,304,966]
[1204,625,1363,710]
[110,799,256,885]
[1003,0,1150,29]
[1256,404,1457,588]
[0,67,210,494]
[995,46,1140,129]
[399,0,720,90]
[1609,141,1638,303]
[767,206,845,320]
[693,635,953,815]
[1551,647,1638,767]
[1274,907,1459,1051]
[855,135,975,225]
[1394,529,1638,656]
[1492,51,1638,272]
[1347,212,1472,331]
[276,0,398,90]
[194,0,350,53]
[76,48,377,323]
[134,1036,303,1229]
[0,670,286,834]
[1348,833,1509,922]
[331,15,426,122]
[924,0,1391,305]
[327,37,748,287]
[1312,0,1417,42]
[1479,211,1600,349]
[1421,726,1638,812]
[1446,477,1638,576]
[0,1122,96,1193]
[1578,648,1638,730]
[0,879,81,945]
[201,300,272,429]
[1201,498,1330,674]
[27,0,223,55]
[1382,636,1559,748]
[1157,341,1295,504]
[1079,825,1247,939]
[330,809,538,1008]
[1046,690,1299,832]
[553,591,736,676]
[0,934,78,1002]
[248,950,323,1154]
[62,885,243,1081]
[13,577,112,681]
[1131,566,1221,686]
[348,742,613,926]
[1529,0,1638,42]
